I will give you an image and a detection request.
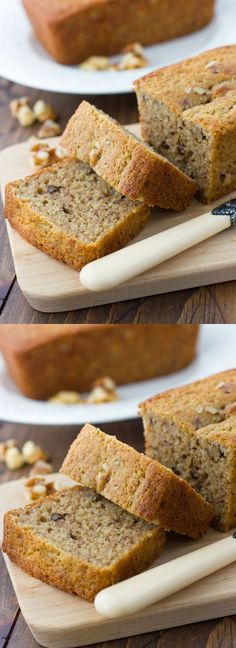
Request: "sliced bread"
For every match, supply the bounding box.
[4,159,149,271]
[60,424,213,539]
[61,101,197,210]
[3,485,165,601]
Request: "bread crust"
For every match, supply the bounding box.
[3,486,165,601]
[139,368,236,433]
[22,0,215,65]
[60,424,213,539]
[61,101,196,210]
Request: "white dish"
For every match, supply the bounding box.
[0,325,235,426]
[0,0,234,95]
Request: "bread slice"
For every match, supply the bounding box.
[61,101,196,210]
[60,424,213,539]
[4,159,149,271]
[139,369,236,531]
[135,45,236,203]
[2,485,165,601]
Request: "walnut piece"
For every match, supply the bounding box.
[29,142,68,169]
[17,105,36,127]
[9,96,29,117]
[48,391,83,404]
[33,100,57,122]
[22,441,48,465]
[24,476,56,502]
[29,460,53,477]
[79,43,148,72]
[5,447,25,470]
[87,384,118,404]
[80,56,110,71]
[0,439,17,461]
[37,119,62,139]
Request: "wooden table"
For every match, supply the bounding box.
[1,417,235,648]
[1,78,236,323]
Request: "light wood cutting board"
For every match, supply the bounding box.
[1,476,236,648]
[1,126,236,313]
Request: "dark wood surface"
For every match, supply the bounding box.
[1,417,236,648]
[1,77,236,323]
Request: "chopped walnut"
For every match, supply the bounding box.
[37,119,62,139]
[206,60,219,71]
[33,100,57,123]
[117,51,148,71]
[185,86,206,95]
[117,42,148,70]
[0,439,17,461]
[92,376,117,392]
[17,105,36,127]
[29,142,68,169]
[122,42,146,56]
[217,382,236,394]
[48,390,83,404]
[5,447,25,470]
[24,476,56,502]
[54,145,68,160]
[79,43,148,72]
[29,460,53,477]
[87,384,118,404]
[96,463,111,491]
[205,406,219,414]
[195,406,204,414]
[80,56,110,71]
[22,441,47,465]
[9,96,29,118]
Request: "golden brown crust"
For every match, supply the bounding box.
[3,486,165,601]
[61,101,196,210]
[139,369,236,434]
[0,324,199,400]
[5,161,149,272]
[60,424,213,538]
[22,0,215,65]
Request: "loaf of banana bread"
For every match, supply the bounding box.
[22,0,216,65]
[140,369,236,530]
[0,324,199,400]
[61,424,213,539]
[3,486,165,600]
[135,46,236,203]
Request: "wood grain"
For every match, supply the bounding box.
[0,79,236,322]
[0,419,235,648]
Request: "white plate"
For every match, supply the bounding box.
[0,325,235,426]
[0,0,234,95]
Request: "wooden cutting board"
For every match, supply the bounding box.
[1,476,236,648]
[1,126,236,313]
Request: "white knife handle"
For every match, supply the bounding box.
[95,534,236,618]
[80,212,230,291]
